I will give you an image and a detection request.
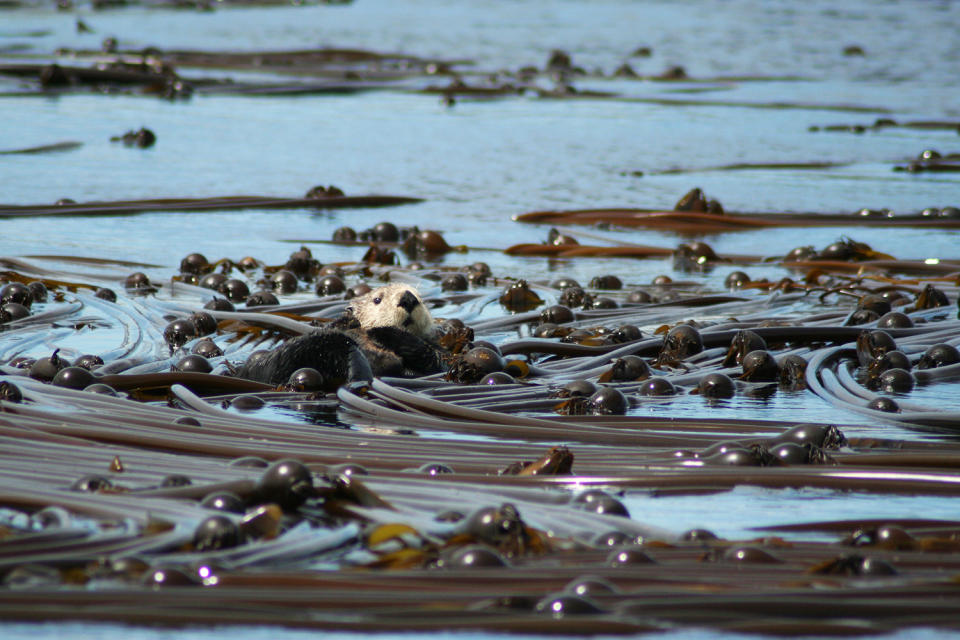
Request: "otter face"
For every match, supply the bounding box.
[348,284,433,337]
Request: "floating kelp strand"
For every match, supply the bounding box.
[529,468,960,496]
[684,347,728,365]
[2,432,206,492]
[339,386,655,446]
[129,296,183,333]
[0,258,85,279]
[505,243,672,258]
[913,362,960,384]
[785,259,960,278]
[646,160,855,175]
[0,141,83,155]
[370,460,960,499]
[187,80,411,97]
[533,339,667,372]
[201,390,329,405]
[0,526,192,569]
[165,279,225,303]
[9,378,579,467]
[154,522,363,571]
[75,46,464,74]
[546,361,625,382]
[0,194,424,218]
[0,531,157,570]
[514,208,960,232]
[96,372,272,396]
[357,478,668,540]
[835,364,921,409]
[362,388,434,421]
[499,338,653,360]
[369,379,577,430]
[0,299,82,332]
[23,255,165,271]
[0,328,74,363]
[0,473,212,528]
[614,95,892,113]
[834,373,956,422]
[360,384,771,446]
[370,376,451,391]
[445,293,510,326]
[462,398,572,414]
[833,452,960,469]
[0,527,96,557]
[0,413,260,480]
[816,360,960,429]
[822,365,884,406]
[4,392,332,461]
[119,356,181,376]
[805,345,860,399]
[538,326,933,366]
[428,388,548,406]
[614,594,959,631]
[753,518,960,535]
[201,308,316,335]
[0,593,651,634]
[897,324,960,346]
[202,299,350,320]
[0,437,252,496]
[813,119,960,132]
[0,504,181,561]
[171,384,251,418]
[551,415,783,438]
[422,383,536,399]
[468,309,543,333]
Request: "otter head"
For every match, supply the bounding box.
[347,284,434,337]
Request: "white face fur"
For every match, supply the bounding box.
[347,284,434,337]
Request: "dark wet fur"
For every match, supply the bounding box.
[363,326,446,377]
[329,311,446,377]
[238,324,446,386]
[237,330,373,388]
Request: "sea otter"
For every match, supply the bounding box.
[237,284,446,387]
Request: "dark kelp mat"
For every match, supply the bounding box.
[0,49,903,114]
[0,46,464,98]
[0,62,417,97]
[44,46,465,74]
[3,243,960,635]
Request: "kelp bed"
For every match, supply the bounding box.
[2,231,960,637]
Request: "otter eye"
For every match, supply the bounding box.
[373,296,382,305]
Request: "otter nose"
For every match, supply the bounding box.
[397,290,420,312]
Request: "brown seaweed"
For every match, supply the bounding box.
[0,140,82,155]
[0,193,423,217]
[514,207,960,231]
